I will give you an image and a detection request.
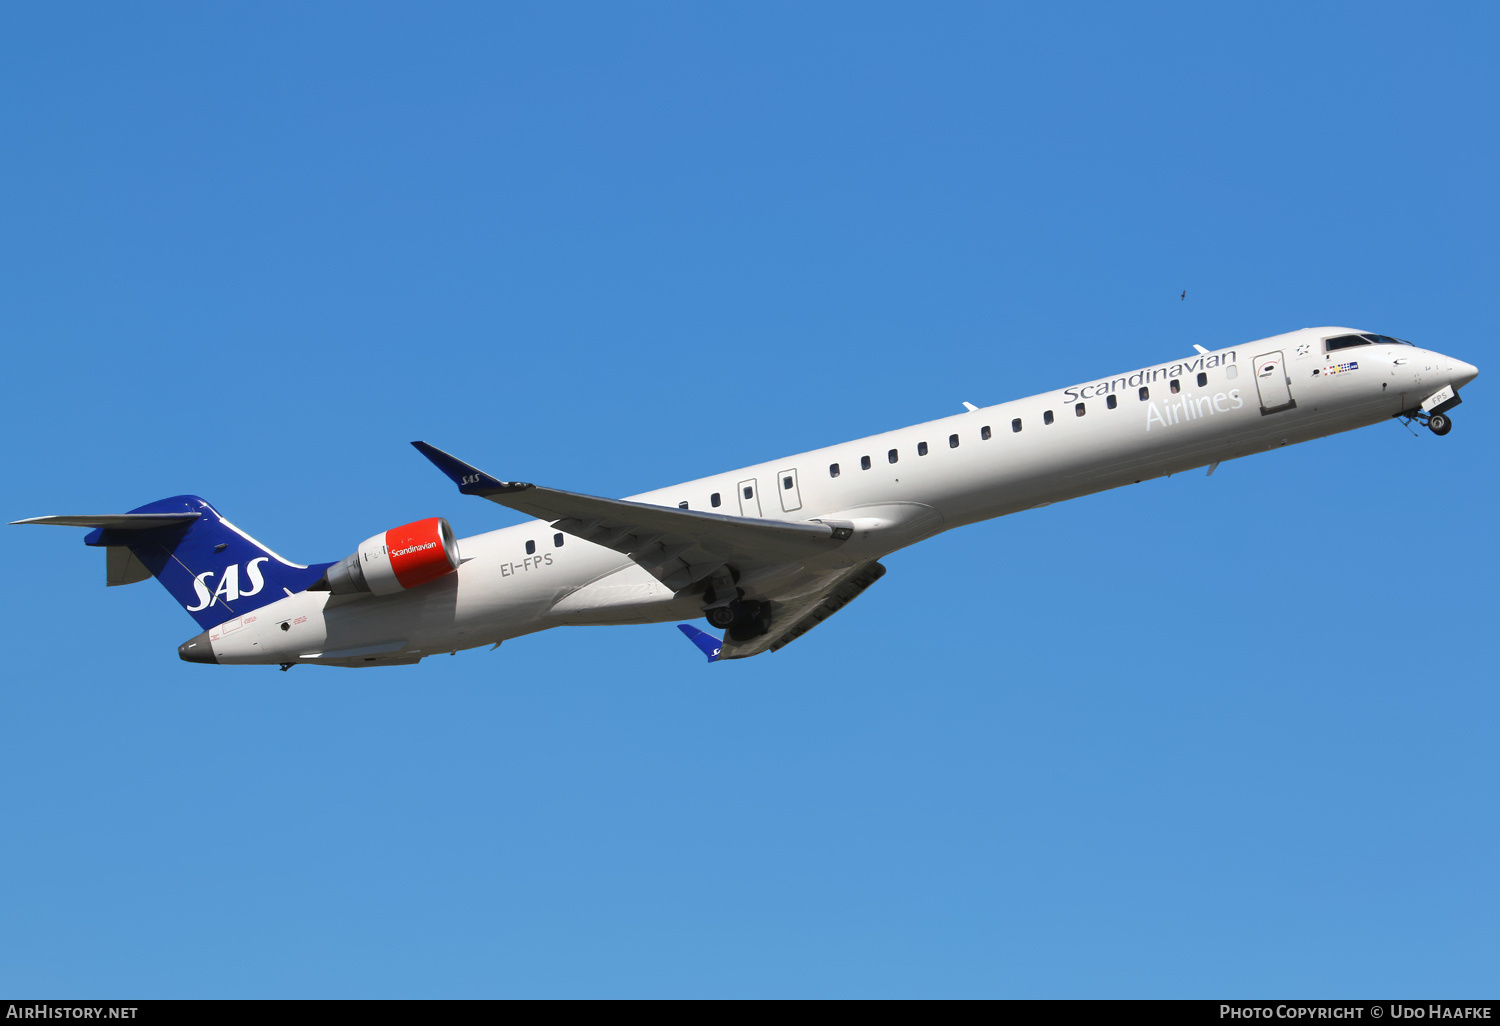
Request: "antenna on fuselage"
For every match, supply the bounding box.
[961,402,978,412]
[1193,344,1210,356]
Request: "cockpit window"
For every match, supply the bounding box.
[1326,333,1416,352]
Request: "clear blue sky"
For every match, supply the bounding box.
[3,1,1496,998]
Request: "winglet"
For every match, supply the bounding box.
[677,624,722,663]
[410,441,532,495]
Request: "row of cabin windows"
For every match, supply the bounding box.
[681,367,1240,498]
[828,371,1232,472]
[523,534,567,555]
[698,485,753,507]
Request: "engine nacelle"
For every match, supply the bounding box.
[325,517,461,596]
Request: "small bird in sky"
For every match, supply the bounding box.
[1180,290,1186,301]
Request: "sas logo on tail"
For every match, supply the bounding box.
[186,557,271,612]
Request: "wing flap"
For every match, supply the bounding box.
[719,560,887,660]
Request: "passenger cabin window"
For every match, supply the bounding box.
[949,433,959,448]
[678,501,688,509]
[1012,418,1022,433]
[981,425,992,440]
[918,441,928,456]
[1225,365,1238,379]
[1043,410,1054,425]
[554,533,564,547]
[1170,378,1181,394]
[888,449,899,464]
[1107,394,1118,409]
[525,540,536,555]
[1075,403,1086,417]
[1197,371,1208,387]
[743,485,753,499]
[782,476,793,490]
[1139,386,1150,400]
[829,463,840,478]
[711,492,721,508]
[861,455,871,470]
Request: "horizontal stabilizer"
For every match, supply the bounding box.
[10,513,202,529]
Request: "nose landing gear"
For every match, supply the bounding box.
[1399,409,1456,436]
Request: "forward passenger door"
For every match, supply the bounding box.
[1253,350,1296,414]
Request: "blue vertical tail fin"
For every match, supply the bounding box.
[16,495,333,630]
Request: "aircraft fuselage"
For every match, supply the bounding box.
[141,328,1482,666]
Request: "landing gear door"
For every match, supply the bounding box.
[737,479,762,518]
[777,469,802,513]
[1254,350,1296,415]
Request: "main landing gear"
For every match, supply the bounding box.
[703,599,772,641]
[701,568,773,641]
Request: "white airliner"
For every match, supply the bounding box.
[14,327,1478,667]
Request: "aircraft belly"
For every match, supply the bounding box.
[548,563,683,624]
[220,559,558,664]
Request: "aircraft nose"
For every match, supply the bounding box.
[1453,359,1479,389]
[178,632,217,664]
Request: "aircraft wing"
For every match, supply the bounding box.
[412,441,854,592]
[717,559,886,660]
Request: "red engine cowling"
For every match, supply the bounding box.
[326,517,461,596]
